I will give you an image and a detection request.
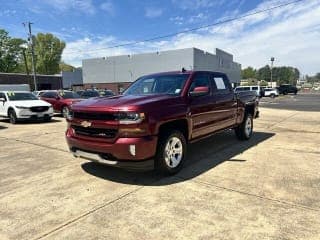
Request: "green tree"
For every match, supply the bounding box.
[0,29,26,72]
[241,66,256,79]
[257,65,271,81]
[59,62,75,72]
[31,33,66,74]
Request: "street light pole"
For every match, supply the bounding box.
[270,57,275,86]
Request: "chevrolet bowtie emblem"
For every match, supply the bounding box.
[81,121,92,128]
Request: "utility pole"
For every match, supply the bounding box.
[24,22,37,91]
[270,57,275,86]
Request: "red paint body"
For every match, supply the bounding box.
[40,91,82,113]
[65,71,259,167]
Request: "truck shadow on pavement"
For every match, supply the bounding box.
[82,131,275,186]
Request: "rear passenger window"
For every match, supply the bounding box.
[214,77,226,90]
[212,75,232,92]
[252,87,258,90]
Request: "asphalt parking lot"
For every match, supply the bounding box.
[260,92,320,111]
[1,98,320,239]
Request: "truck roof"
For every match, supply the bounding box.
[142,70,227,78]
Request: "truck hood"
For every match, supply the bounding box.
[71,94,180,112]
[11,100,51,107]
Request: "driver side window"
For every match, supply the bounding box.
[189,73,210,93]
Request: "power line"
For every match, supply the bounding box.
[65,0,304,54]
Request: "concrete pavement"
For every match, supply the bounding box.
[0,107,319,239]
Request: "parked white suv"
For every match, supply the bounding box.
[0,91,53,124]
[263,88,279,98]
[234,85,263,97]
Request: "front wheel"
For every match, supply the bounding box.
[235,114,253,140]
[155,130,187,175]
[9,109,18,124]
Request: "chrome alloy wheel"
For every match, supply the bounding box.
[62,106,69,118]
[164,136,183,168]
[245,116,252,137]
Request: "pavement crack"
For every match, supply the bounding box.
[267,112,299,130]
[1,137,69,153]
[178,177,320,212]
[33,186,145,240]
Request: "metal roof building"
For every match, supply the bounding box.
[82,48,241,86]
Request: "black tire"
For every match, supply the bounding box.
[235,114,253,140]
[44,116,52,122]
[270,94,275,98]
[155,130,187,175]
[294,91,297,95]
[61,106,69,118]
[283,91,287,95]
[8,109,17,124]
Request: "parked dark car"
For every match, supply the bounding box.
[66,70,259,175]
[78,90,100,99]
[99,89,115,97]
[277,84,298,95]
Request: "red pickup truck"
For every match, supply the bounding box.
[66,70,259,174]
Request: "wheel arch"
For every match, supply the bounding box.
[157,119,189,142]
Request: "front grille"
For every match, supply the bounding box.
[72,125,117,139]
[30,106,49,112]
[73,111,116,121]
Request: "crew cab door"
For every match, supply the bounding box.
[0,92,7,116]
[210,73,237,130]
[188,72,217,139]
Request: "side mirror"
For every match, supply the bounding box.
[189,86,209,97]
[0,97,5,102]
[55,96,61,100]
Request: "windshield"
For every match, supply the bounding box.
[7,92,38,101]
[123,74,190,96]
[60,91,80,99]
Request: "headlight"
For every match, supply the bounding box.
[15,106,29,109]
[116,112,145,124]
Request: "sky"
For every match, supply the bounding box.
[0,0,319,76]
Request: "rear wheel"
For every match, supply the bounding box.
[155,130,187,175]
[270,93,275,98]
[62,106,69,118]
[235,114,253,140]
[8,109,17,124]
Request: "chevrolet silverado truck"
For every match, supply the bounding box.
[66,70,259,175]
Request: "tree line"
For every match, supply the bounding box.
[241,65,300,85]
[0,28,74,75]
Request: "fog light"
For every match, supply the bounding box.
[129,145,136,156]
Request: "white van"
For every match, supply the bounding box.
[234,86,262,97]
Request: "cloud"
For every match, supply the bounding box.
[100,1,115,16]
[62,36,130,66]
[145,7,163,18]
[40,0,96,14]
[170,16,184,25]
[62,0,320,75]
[172,0,225,10]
